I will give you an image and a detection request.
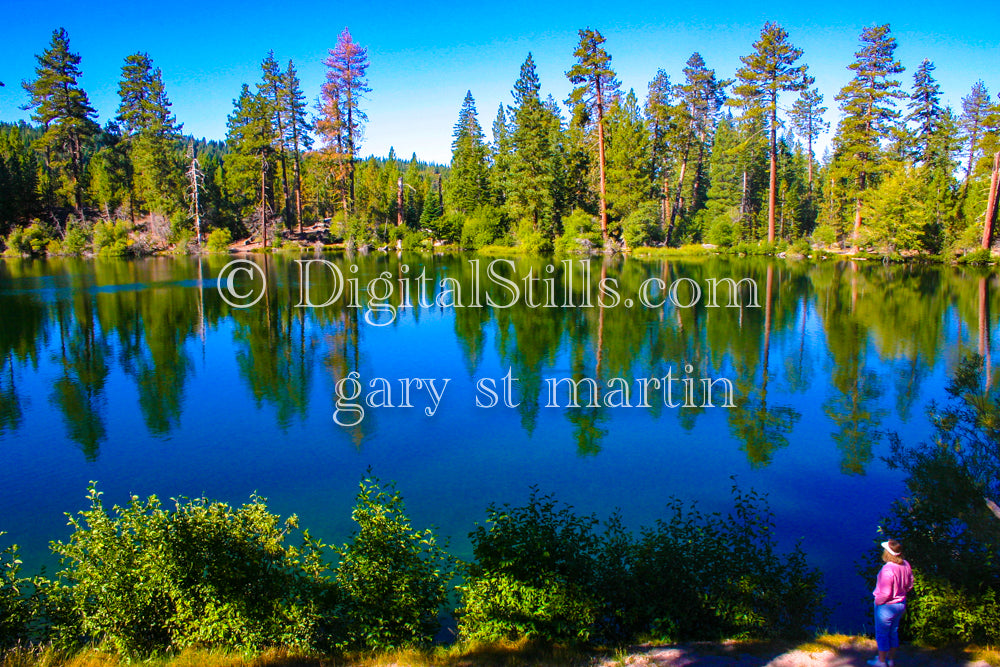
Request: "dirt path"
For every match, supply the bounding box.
[596,638,993,667]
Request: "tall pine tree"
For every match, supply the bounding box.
[731,22,811,242]
[567,28,619,246]
[22,27,99,215]
[833,24,905,248]
[449,91,488,215]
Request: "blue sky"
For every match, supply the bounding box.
[2,0,998,164]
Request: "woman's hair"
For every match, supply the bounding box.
[882,539,905,565]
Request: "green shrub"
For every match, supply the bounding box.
[334,475,453,651]
[63,224,89,256]
[401,230,427,251]
[706,217,737,247]
[0,533,34,648]
[555,209,601,255]
[459,489,602,644]
[3,223,53,257]
[904,576,1000,645]
[622,203,662,249]
[790,237,811,256]
[631,488,823,640]
[461,206,507,250]
[92,221,133,257]
[50,485,332,656]
[812,225,837,247]
[459,486,823,645]
[958,247,992,265]
[205,228,233,253]
[881,355,1000,645]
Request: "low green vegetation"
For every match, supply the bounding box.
[1,477,821,660]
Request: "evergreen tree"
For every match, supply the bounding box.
[566,28,619,246]
[906,59,943,163]
[226,84,276,245]
[489,104,512,208]
[703,114,744,245]
[604,89,650,227]
[789,88,829,189]
[644,69,673,227]
[832,23,906,248]
[449,91,488,215]
[21,27,99,215]
[116,52,183,216]
[282,60,312,231]
[669,53,729,244]
[318,28,370,217]
[959,81,992,196]
[259,51,290,222]
[0,125,39,234]
[731,22,811,242]
[507,54,556,229]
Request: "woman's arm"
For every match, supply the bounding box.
[873,565,893,605]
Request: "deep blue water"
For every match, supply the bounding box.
[0,253,990,633]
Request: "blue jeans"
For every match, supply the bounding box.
[874,602,906,651]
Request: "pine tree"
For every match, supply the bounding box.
[283,60,312,231]
[489,104,512,208]
[318,28,370,218]
[259,51,290,222]
[566,28,619,246]
[731,22,811,242]
[959,81,991,196]
[116,52,183,216]
[507,54,556,229]
[449,91,489,215]
[604,89,650,226]
[833,23,906,249]
[789,88,829,189]
[906,59,943,164]
[21,27,99,214]
[226,84,276,246]
[669,53,729,244]
[644,69,673,227]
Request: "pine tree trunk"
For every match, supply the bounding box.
[668,156,688,246]
[982,151,1000,250]
[397,177,404,227]
[768,106,777,243]
[261,158,268,249]
[852,198,862,253]
[596,83,609,248]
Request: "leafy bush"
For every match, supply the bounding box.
[92,221,133,257]
[555,209,601,255]
[205,228,232,253]
[50,485,332,655]
[0,533,34,648]
[334,475,453,651]
[811,225,837,247]
[622,203,662,249]
[401,230,427,251]
[881,355,1000,644]
[513,219,553,255]
[790,237,811,256]
[3,223,53,257]
[459,489,601,644]
[706,216,737,247]
[460,206,508,250]
[63,224,90,256]
[459,486,824,645]
[631,487,823,641]
[958,247,992,265]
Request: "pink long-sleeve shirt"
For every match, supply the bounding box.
[873,560,914,605]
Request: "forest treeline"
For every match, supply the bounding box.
[1,23,1000,257]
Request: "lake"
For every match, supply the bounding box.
[0,252,989,632]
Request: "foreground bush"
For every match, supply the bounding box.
[881,355,1000,644]
[50,485,331,655]
[0,534,34,649]
[334,476,454,651]
[458,485,823,644]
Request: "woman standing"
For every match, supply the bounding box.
[869,539,914,667]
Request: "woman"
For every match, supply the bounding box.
[869,539,914,667]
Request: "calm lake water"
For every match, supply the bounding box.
[0,252,992,632]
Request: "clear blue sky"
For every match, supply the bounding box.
[2,0,998,164]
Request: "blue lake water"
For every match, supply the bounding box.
[0,253,989,633]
